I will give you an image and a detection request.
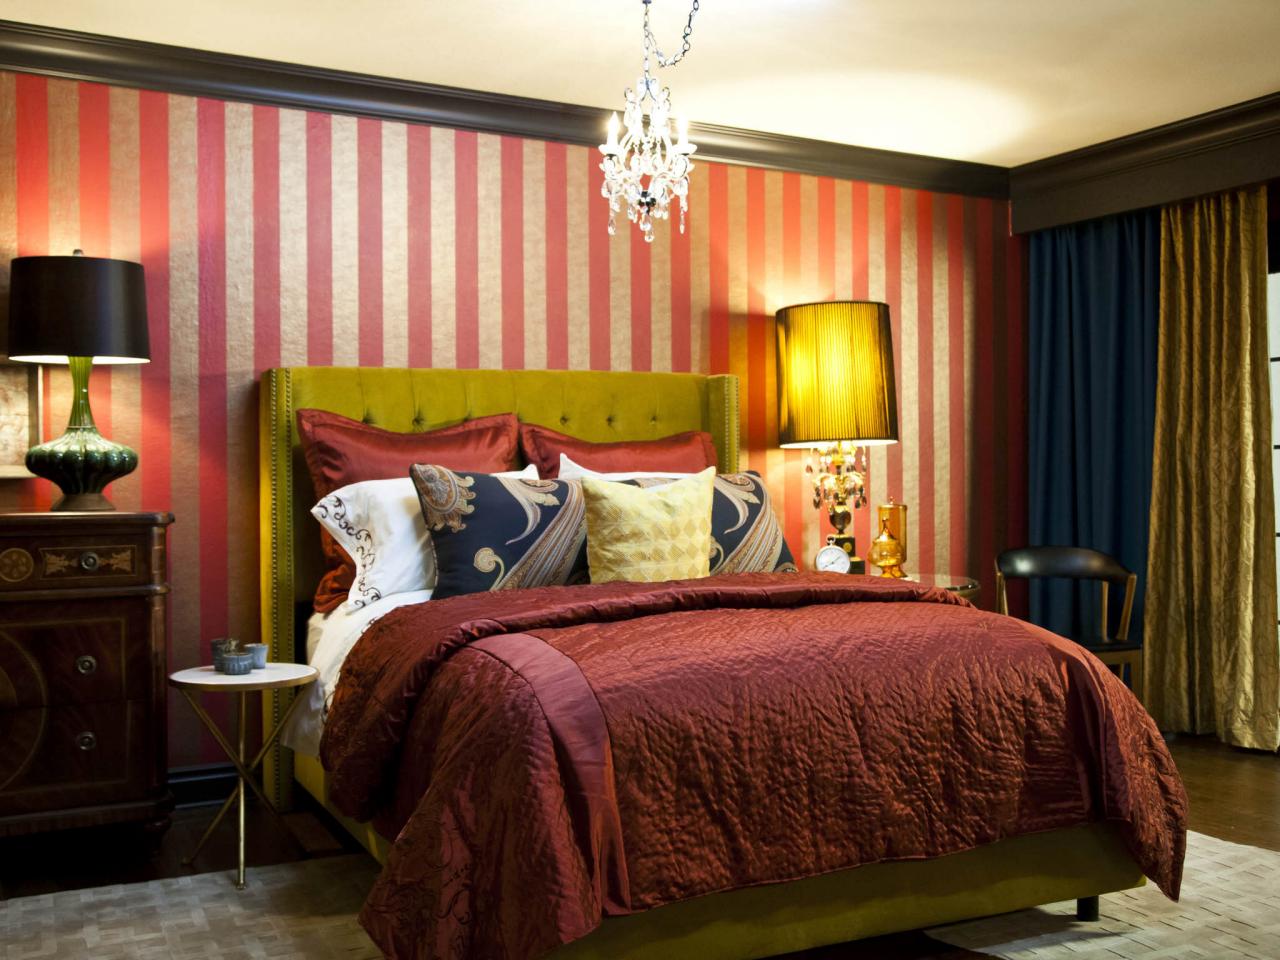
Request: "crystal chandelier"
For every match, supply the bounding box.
[599,0,700,243]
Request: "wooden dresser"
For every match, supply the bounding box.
[0,511,174,837]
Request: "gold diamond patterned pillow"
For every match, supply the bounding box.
[583,467,715,584]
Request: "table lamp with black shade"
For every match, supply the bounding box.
[5,253,150,511]
[776,300,899,573]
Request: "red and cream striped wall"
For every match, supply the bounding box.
[0,71,1026,766]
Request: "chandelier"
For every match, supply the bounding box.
[599,0,700,243]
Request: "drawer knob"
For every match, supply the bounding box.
[76,654,98,675]
[76,731,97,751]
[79,551,100,572]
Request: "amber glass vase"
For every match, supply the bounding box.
[867,517,906,578]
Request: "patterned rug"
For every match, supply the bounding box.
[930,831,1280,959]
[0,855,382,960]
[0,832,1274,959]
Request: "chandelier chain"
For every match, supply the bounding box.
[642,0,700,69]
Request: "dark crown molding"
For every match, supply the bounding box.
[7,19,1277,231]
[1010,91,1280,233]
[0,20,1009,199]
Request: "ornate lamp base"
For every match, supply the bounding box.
[25,357,138,512]
[808,442,870,574]
[825,491,864,575]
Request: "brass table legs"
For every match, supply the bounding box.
[178,688,307,889]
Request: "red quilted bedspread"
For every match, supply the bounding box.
[320,572,1187,960]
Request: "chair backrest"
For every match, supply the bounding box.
[994,546,1137,641]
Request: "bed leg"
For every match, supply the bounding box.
[1076,896,1100,921]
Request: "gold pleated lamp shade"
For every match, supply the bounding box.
[775,301,899,448]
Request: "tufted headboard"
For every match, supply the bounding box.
[258,367,738,801]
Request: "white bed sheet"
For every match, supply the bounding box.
[282,590,434,757]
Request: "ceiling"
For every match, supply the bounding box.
[7,0,1280,166]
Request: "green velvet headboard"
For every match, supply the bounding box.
[258,366,739,803]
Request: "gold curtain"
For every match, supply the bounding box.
[1145,185,1279,751]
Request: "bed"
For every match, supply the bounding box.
[258,366,1181,960]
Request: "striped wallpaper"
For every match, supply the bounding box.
[0,71,1026,767]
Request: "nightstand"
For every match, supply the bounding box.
[0,511,174,837]
[170,663,318,889]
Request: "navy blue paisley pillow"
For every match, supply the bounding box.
[410,466,796,599]
[712,472,797,574]
[410,465,589,599]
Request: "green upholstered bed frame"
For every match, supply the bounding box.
[258,365,1142,959]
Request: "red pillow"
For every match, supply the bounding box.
[297,409,520,612]
[519,423,718,479]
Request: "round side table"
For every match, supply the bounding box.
[169,662,318,889]
[903,571,981,602]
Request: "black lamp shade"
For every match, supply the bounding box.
[6,255,150,364]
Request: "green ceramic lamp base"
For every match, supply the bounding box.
[25,356,138,512]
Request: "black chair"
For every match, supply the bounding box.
[994,546,1142,702]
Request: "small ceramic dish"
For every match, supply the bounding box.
[211,638,238,672]
[244,643,269,669]
[221,653,254,676]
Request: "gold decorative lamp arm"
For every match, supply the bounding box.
[807,441,867,547]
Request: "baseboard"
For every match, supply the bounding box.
[168,762,237,808]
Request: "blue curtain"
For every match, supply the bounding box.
[1028,210,1160,640]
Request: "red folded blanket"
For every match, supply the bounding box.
[320,572,1187,960]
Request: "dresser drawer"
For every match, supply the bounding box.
[0,512,171,835]
[0,531,151,592]
[0,599,151,707]
[0,700,152,816]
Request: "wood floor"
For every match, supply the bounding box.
[1163,734,1280,852]
[0,735,1275,960]
[0,794,360,901]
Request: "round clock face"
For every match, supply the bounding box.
[814,544,852,574]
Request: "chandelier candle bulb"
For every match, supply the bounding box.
[677,115,692,152]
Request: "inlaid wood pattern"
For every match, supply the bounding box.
[0,547,33,583]
[40,545,135,577]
